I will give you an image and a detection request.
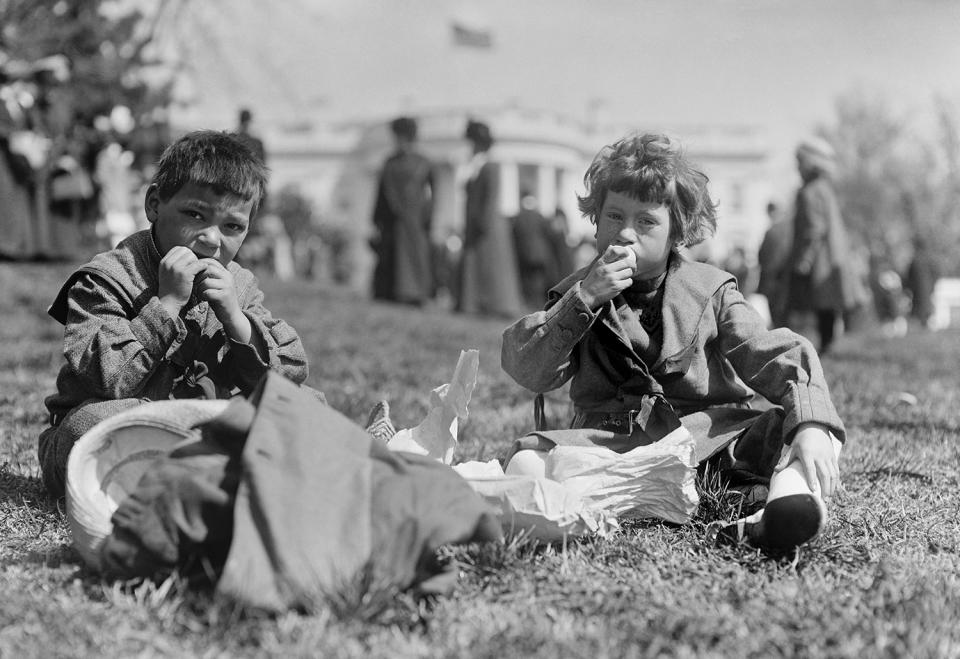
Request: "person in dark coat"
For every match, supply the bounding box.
[757,201,792,328]
[904,233,940,329]
[455,120,523,317]
[511,191,554,309]
[546,207,575,289]
[371,116,435,305]
[786,137,856,354]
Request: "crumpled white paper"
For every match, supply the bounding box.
[386,349,479,464]
[546,426,699,525]
[452,459,619,542]
[386,350,700,541]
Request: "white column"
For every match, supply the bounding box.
[498,160,519,217]
[431,163,458,241]
[537,165,557,216]
[560,168,589,240]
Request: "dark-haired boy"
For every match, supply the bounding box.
[39,130,308,496]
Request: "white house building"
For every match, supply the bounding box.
[261,104,774,290]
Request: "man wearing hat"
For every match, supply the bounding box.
[786,136,856,354]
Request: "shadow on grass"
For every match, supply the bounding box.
[0,462,55,509]
[0,463,81,570]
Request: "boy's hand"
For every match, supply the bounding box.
[158,247,205,317]
[780,422,841,498]
[580,245,637,309]
[197,259,252,343]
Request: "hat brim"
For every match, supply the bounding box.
[65,399,230,571]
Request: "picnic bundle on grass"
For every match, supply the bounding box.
[64,349,699,609]
[386,350,700,539]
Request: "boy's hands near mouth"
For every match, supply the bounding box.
[158,246,204,317]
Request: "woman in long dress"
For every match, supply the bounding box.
[455,120,523,318]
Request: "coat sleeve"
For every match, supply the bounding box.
[221,270,309,393]
[63,273,189,399]
[712,282,846,442]
[501,281,598,393]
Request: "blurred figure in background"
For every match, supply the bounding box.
[0,82,38,258]
[786,137,856,354]
[236,108,267,219]
[370,116,435,305]
[757,201,792,328]
[904,233,939,330]
[873,265,909,337]
[456,119,523,318]
[235,107,265,164]
[94,138,137,248]
[511,190,554,309]
[546,206,575,289]
[722,245,755,297]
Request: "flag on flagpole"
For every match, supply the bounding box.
[451,21,493,49]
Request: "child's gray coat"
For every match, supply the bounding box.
[39,229,308,495]
[501,253,845,469]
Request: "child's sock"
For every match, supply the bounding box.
[364,400,396,443]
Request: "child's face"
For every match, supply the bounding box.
[145,182,253,266]
[595,191,673,280]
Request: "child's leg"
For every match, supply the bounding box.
[708,410,842,551]
[503,448,549,479]
[39,398,143,497]
[717,433,841,551]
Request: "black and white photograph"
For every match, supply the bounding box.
[1,1,958,656]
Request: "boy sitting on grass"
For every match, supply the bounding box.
[501,133,845,552]
[39,130,308,497]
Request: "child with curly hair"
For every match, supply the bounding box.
[501,133,845,552]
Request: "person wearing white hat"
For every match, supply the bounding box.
[786,136,856,354]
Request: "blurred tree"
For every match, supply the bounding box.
[1,0,180,256]
[819,90,960,278]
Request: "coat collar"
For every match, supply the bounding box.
[548,252,733,373]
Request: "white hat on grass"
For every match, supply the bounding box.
[65,399,230,572]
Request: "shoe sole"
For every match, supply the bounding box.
[757,493,826,552]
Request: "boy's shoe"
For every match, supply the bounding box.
[364,400,397,443]
[708,493,826,553]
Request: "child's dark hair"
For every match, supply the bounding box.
[577,133,717,247]
[150,130,268,217]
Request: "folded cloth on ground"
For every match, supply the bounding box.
[77,372,499,611]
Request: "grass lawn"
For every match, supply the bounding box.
[1,261,958,658]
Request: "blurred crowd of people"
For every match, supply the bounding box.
[0,53,163,262]
[369,116,576,317]
[368,116,942,346]
[729,137,941,350]
[4,54,941,344]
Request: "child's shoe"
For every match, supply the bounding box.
[364,400,397,443]
[708,493,827,553]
